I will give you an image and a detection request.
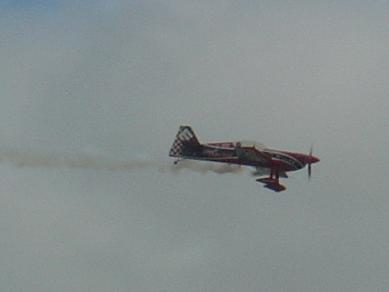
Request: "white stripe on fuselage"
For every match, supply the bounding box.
[265,150,304,170]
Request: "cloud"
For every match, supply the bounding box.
[1,1,389,292]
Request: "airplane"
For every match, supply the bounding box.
[169,125,320,192]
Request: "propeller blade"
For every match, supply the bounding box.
[308,144,313,180]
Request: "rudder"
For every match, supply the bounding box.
[169,125,200,157]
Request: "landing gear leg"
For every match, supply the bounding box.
[257,169,286,192]
[275,172,279,184]
[268,169,279,183]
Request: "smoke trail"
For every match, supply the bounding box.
[166,160,243,175]
[0,149,157,171]
[0,149,244,175]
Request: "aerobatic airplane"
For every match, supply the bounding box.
[169,125,320,192]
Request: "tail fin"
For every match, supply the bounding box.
[169,125,201,157]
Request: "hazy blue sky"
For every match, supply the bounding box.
[0,1,388,291]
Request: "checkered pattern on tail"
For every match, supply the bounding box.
[169,126,200,157]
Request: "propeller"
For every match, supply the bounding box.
[308,145,313,180]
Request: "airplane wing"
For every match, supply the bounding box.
[252,167,288,178]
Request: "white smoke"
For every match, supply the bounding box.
[0,148,244,175]
[0,148,155,170]
[165,160,244,175]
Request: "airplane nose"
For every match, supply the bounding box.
[310,156,320,163]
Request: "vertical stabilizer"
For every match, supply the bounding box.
[169,126,200,157]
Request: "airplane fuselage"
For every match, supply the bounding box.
[180,143,317,173]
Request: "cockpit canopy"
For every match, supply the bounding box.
[238,140,266,150]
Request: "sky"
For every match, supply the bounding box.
[0,1,389,291]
